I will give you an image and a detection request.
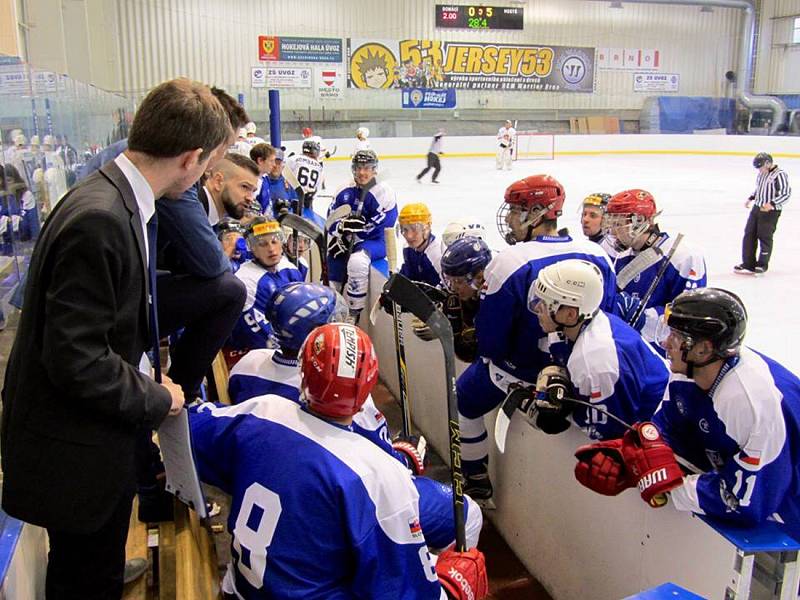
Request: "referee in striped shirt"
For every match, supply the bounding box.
[735,152,791,274]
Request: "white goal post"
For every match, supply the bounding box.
[513,132,555,160]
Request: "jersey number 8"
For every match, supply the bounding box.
[233,482,283,589]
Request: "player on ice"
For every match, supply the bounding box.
[574,288,800,536]
[495,120,516,170]
[524,259,668,440]
[458,175,618,500]
[353,126,371,154]
[603,189,706,341]
[190,321,489,599]
[326,150,397,323]
[285,139,324,208]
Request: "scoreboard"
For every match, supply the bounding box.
[436,5,524,30]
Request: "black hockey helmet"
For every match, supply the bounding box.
[665,288,747,357]
[753,152,773,168]
[302,139,321,157]
[351,149,378,174]
[216,217,246,240]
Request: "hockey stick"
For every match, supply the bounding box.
[279,213,327,284]
[385,228,413,438]
[382,272,467,552]
[325,204,352,230]
[627,233,684,327]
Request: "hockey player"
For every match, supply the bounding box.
[441,217,487,247]
[459,175,618,499]
[527,259,668,439]
[244,121,266,146]
[327,149,397,322]
[603,189,706,341]
[581,192,610,244]
[227,218,305,356]
[301,126,331,159]
[217,218,247,273]
[230,127,251,156]
[229,284,483,552]
[281,224,310,280]
[574,288,800,534]
[416,129,445,184]
[398,202,444,288]
[285,139,324,204]
[354,126,371,153]
[496,120,515,170]
[190,322,488,599]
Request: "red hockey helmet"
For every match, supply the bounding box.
[299,323,379,418]
[606,189,657,218]
[302,127,313,138]
[497,175,565,244]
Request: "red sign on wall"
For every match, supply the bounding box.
[259,36,279,61]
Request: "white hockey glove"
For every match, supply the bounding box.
[411,316,435,341]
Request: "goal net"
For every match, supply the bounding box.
[513,132,555,161]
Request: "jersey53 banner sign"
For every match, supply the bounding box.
[347,38,595,93]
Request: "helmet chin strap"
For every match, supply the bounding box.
[680,338,719,379]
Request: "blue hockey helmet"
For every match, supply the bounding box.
[441,236,492,278]
[266,283,348,351]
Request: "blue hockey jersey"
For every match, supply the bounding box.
[327,180,398,250]
[228,258,305,351]
[477,235,618,383]
[614,232,706,340]
[546,311,669,439]
[653,347,800,529]
[189,397,445,599]
[400,236,444,287]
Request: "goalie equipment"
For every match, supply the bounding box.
[266,283,347,351]
[392,435,428,476]
[528,259,604,323]
[441,217,487,247]
[497,175,565,244]
[299,323,379,418]
[436,548,489,600]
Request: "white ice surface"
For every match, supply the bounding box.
[318,153,800,374]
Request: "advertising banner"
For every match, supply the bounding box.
[347,38,594,92]
[401,88,456,108]
[315,66,345,100]
[599,48,661,71]
[265,66,312,89]
[251,67,267,88]
[258,36,343,63]
[633,72,679,93]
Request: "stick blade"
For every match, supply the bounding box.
[494,391,523,454]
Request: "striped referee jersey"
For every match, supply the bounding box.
[753,166,791,209]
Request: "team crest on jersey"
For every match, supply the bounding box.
[639,423,660,441]
[698,418,710,433]
[408,517,423,539]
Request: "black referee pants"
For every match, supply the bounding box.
[416,152,441,182]
[741,206,781,271]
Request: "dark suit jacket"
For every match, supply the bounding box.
[1,161,172,534]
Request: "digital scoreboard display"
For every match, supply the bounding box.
[436,5,524,30]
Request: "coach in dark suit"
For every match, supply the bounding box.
[1,79,230,599]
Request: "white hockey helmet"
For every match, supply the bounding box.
[442,217,487,247]
[14,134,27,147]
[237,127,248,139]
[245,121,257,135]
[30,135,41,147]
[356,126,369,139]
[43,134,55,147]
[528,259,604,322]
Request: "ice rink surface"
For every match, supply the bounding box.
[320,152,800,374]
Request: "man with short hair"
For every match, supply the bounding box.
[249,143,276,216]
[735,152,791,275]
[2,78,227,599]
[201,153,260,227]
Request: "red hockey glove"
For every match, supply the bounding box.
[620,422,684,507]
[393,435,428,476]
[436,548,489,600]
[574,438,632,496]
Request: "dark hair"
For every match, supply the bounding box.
[250,143,276,163]
[211,86,250,131]
[128,79,229,161]
[221,152,260,177]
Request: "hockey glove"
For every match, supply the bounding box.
[528,366,573,434]
[411,316,435,342]
[436,548,489,600]
[273,198,291,218]
[615,291,646,331]
[392,435,428,476]
[574,438,632,496]
[339,214,367,235]
[327,235,349,259]
[620,422,683,507]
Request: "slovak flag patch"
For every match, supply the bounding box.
[590,389,602,400]
[409,518,423,539]
[739,450,761,466]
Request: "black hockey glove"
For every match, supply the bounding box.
[327,235,349,259]
[527,365,573,435]
[339,214,366,235]
[274,199,291,218]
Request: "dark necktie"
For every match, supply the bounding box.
[147,213,161,382]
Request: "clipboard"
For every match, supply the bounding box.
[157,407,208,520]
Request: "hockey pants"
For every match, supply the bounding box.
[328,239,386,312]
[496,147,512,170]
